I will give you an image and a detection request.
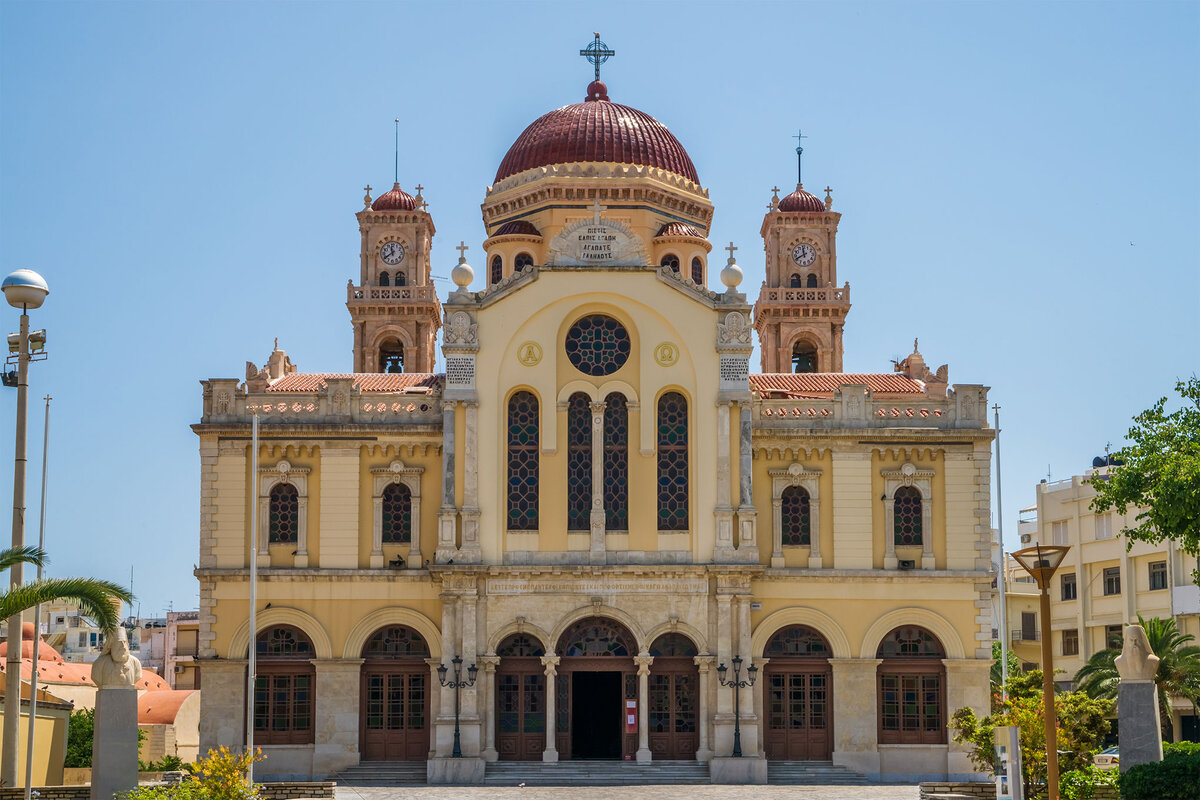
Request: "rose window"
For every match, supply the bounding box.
[564,315,631,376]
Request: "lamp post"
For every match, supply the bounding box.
[716,654,758,758]
[1,269,49,787]
[1012,543,1071,800]
[437,655,477,758]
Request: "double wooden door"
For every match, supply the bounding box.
[360,664,429,760]
[764,661,832,761]
[648,658,699,760]
[496,658,546,760]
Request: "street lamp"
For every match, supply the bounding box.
[437,655,478,758]
[1011,543,1071,800]
[1,269,49,787]
[716,654,758,758]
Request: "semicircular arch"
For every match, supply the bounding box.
[370,325,416,350]
[550,605,648,655]
[859,607,964,660]
[556,381,599,405]
[751,606,852,659]
[487,619,554,656]
[596,380,638,405]
[643,620,708,655]
[228,606,334,660]
[342,606,443,659]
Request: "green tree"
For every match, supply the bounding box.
[950,670,1113,799]
[0,546,133,629]
[990,640,1026,706]
[1073,615,1200,740]
[64,707,95,768]
[1088,377,1200,584]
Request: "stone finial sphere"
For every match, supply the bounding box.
[720,262,743,289]
[451,260,474,288]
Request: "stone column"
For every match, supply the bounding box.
[921,494,934,570]
[634,654,654,762]
[425,658,443,759]
[714,402,735,560]
[312,659,364,776]
[883,492,897,569]
[589,401,607,564]
[735,594,759,756]
[197,658,246,755]
[479,656,500,761]
[461,401,481,561]
[541,655,561,762]
[771,493,785,567]
[829,658,882,778]
[943,659,991,780]
[713,594,734,754]
[460,589,481,756]
[437,400,459,562]
[694,655,715,762]
[435,595,458,757]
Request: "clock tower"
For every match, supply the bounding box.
[348,182,442,373]
[752,180,851,373]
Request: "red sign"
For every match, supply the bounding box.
[624,699,637,733]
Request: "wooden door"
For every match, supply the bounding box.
[648,658,699,759]
[361,666,429,760]
[765,665,832,761]
[496,659,546,760]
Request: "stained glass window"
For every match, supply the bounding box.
[781,486,811,546]
[256,625,313,658]
[604,392,628,531]
[765,626,830,657]
[362,625,429,658]
[515,252,534,269]
[268,484,299,544]
[564,315,631,376]
[497,633,546,657]
[507,391,539,531]
[381,483,412,544]
[690,257,703,284]
[657,392,688,530]
[566,393,592,531]
[660,254,680,272]
[558,618,634,657]
[893,487,923,546]
[876,626,944,659]
[490,255,502,285]
[649,633,698,657]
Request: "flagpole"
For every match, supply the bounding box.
[994,404,1009,699]
[23,396,49,800]
[246,409,259,782]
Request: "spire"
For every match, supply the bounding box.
[580,33,615,83]
[792,128,809,186]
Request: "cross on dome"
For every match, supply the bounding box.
[725,241,738,262]
[579,33,615,82]
[456,241,469,261]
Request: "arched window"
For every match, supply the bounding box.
[781,486,811,546]
[806,274,818,288]
[876,626,946,744]
[763,625,832,760]
[604,392,628,531]
[690,257,703,284]
[380,341,404,373]
[515,252,534,269]
[379,271,390,287]
[657,392,688,531]
[649,633,698,657]
[765,625,830,657]
[660,254,680,272]
[790,274,802,288]
[497,634,546,658]
[381,483,412,544]
[362,625,429,658]
[491,255,503,285]
[792,342,818,373]
[893,486,923,546]
[254,625,315,744]
[566,392,592,531]
[507,391,539,531]
[394,271,406,286]
[268,483,299,543]
[558,617,635,657]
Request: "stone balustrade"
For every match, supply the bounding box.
[200,379,443,426]
[347,283,439,302]
[755,385,989,431]
[756,285,850,304]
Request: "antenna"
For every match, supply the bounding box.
[792,129,808,186]
[393,118,399,184]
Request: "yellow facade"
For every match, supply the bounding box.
[196,72,995,783]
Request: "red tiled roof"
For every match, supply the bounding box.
[778,185,825,212]
[493,220,541,237]
[139,689,197,724]
[750,373,926,397]
[495,81,700,184]
[656,222,703,238]
[371,183,418,212]
[266,373,443,393]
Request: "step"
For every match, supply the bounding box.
[484,760,710,786]
[767,760,869,785]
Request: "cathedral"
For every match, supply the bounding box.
[194,44,994,784]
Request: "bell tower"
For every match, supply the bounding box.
[753,134,850,373]
[348,181,441,373]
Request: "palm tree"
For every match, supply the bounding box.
[1073,615,1200,740]
[0,546,134,632]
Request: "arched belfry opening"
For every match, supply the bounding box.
[792,341,818,373]
[379,340,405,373]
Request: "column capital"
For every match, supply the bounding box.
[540,655,561,675]
[590,401,607,416]
[310,658,365,672]
[441,399,459,412]
[828,657,882,668]
[693,654,717,669]
[633,655,654,674]
[478,655,501,671]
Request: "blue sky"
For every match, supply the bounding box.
[1,1,1197,617]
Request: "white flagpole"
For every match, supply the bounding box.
[23,396,49,800]
[994,404,1010,700]
[246,410,259,782]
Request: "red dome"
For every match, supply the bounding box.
[495,83,699,184]
[372,183,418,211]
[778,185,825,212]
[493,220,542,237]
[656,222,703,238]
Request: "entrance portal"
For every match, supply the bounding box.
[571,671,622,759]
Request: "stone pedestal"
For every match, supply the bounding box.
[427,756,486,784]
[90,687,139,800]
[709,756,767,784]
[1117,681,1163,773]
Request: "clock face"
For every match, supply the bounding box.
[791,243,816,266]
[380,241,405,265]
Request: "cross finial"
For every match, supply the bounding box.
[363,184,373,208]
[725,241,738,262]
[580,33,615,83]
[456,241,469,261]
[792,128,809,185]
[415,184,424,195]
[589,198,604,224]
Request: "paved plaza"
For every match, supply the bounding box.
[335,786,921,800]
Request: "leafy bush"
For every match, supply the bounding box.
[1058,764,1118,800]
[1120,742,1200,800]
[139,755,186,772]
[123,747,262,800]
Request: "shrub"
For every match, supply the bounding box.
[1120,742,1200,800]
[139,755,186,772]
[122,747,262,800]
[1058,764,1118,800]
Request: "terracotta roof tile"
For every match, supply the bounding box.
[493,221,541,237]
[371,183,418,211]
[655,222,703,238]
[750,373,926,397]
[778,185,825,212]
[266,373,443,393]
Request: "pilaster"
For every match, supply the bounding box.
[829,658,882,777]
[312,658,364,776]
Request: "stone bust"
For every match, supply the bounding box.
[91,628,143,688]
[1115,624,1160,682]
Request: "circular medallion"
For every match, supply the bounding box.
[517,341,542,366]
[564,314,631,376]
[654,342,679,367]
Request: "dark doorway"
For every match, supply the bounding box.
[571,671,621,759]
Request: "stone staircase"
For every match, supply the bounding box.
[767,760,870,785]
[331,761,427,787]
[484,760,711,786]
